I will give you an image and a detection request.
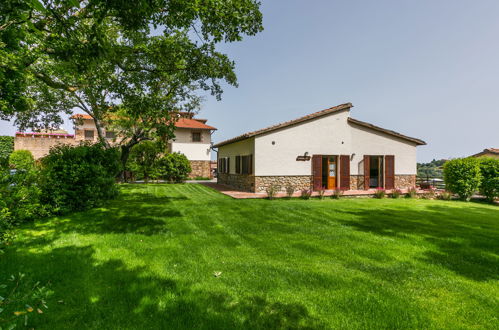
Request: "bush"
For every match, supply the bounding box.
[285,184,295,198]
[155,152,191,183]
[406,187,418,198]
[438,191,453,201]
[40,143,121,213]
[300,189,312,200]
[443,158,482,201]
[128,141,160,182]
[331,189,343,199]
[479,158,499,202]
[0,136,14,168]
[373,188,385,199]
[9,149,34,171]
[266,184,280,200]
[391,188,403,198]
[421,187,436,200]
[317,187,326,200]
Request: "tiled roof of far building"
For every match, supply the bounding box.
[471,148,499,157]
[70,114,216,130]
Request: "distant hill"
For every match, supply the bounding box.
[417,159,447,179]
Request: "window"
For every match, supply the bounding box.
[106,131,116,139]
[218,157,231,174]
[236,156,241,174]
[192,132,201,142]
[84,130,94,140]
[241,155,253,174]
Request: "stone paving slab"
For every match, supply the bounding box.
[200,182,424,199]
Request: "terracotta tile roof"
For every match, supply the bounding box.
[70,114,216,130]
[70,114,93,120]
[213,103,353,147]
[347,118,426,145]
[471,148,499,157]
[175,118,217,130]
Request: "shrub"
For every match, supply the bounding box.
[265,184,280,200]
[331,189,343,199]
[194,176,211,180]
[406,187,418,198]
[0,273,51,329]
[373,187,386,199]
[128,141,161,182]
[300,189,312,200]
[479,158,499,202]
[9,149,34,171]
[438,191,453,201]
[421,187,436,200]
[285,184,295,198]
[155,152,191,183]
[40,143,121,213]
[443,158,481,201]
[391,188,403,198]
[0,136,14,168]
[317,187,326,200]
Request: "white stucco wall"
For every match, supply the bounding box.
[217,138,254,173]
[349,124,417,175]
[171,142,211,161]
[218,109,419,176]
[254,110,352,176]
[173,128,212,144]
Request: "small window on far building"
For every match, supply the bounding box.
[84,130,95,140]
[106,131,116,139]
[192,132,201,142]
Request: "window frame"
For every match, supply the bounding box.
[191,131,202,142]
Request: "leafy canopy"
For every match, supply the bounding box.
[0,0,263,146]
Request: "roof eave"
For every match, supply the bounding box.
[348,118,426,145]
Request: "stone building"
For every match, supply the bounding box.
[14,113,216,178]
[214,103,426,192]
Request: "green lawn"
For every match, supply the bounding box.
[1,184,498,329]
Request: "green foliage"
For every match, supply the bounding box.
[128,141,161,182]
[417,159,446,178]
[331,189,343,199]
[373,188,386,199]
[478,158,499,202]
[405,187,418,198]
[40,143,121,213]
[266,184,280,200]
[300,189,312,200]
[0,273,51,328]
[443,158,482,201]
[285,184,295,198]
[0,0,263,155]
[391,189,403,198]
[0,136,14,168]
[8,149,34,171]
[155,152,191,183]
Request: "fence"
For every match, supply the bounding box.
[416,176,445,189]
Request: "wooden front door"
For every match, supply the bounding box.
[327,156,337,189]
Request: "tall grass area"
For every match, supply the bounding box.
[1,184,497,329]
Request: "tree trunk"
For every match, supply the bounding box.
[120,144,132,182]
[93,116,111,148]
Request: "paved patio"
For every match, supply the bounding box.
[200,182,423,199]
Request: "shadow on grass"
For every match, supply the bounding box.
[335,203,499,282]
[5,245,324,329]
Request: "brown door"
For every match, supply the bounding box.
[363,155,370,189]
[327,156,336,189]
[340,155,350,190]
[385,155,395,189]
[312,155,322,190]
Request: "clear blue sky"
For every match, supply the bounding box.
[1,0,498,162]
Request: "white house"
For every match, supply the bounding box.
[214,103,426,192]
[15,112,216,178]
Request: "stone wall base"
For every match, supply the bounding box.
[218,174,416,192]
[218,173,255,191]
[350,174,416,190]
[189,160,211,178]
[254,176,312,193]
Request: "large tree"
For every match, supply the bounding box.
[0,0,263,166]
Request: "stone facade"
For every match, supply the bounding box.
[218,173,255,191]
[189,160,212,178]
[14,135,78,159]
[394,175,416,189]
[254,176,312,193]
[349,175,364,190]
